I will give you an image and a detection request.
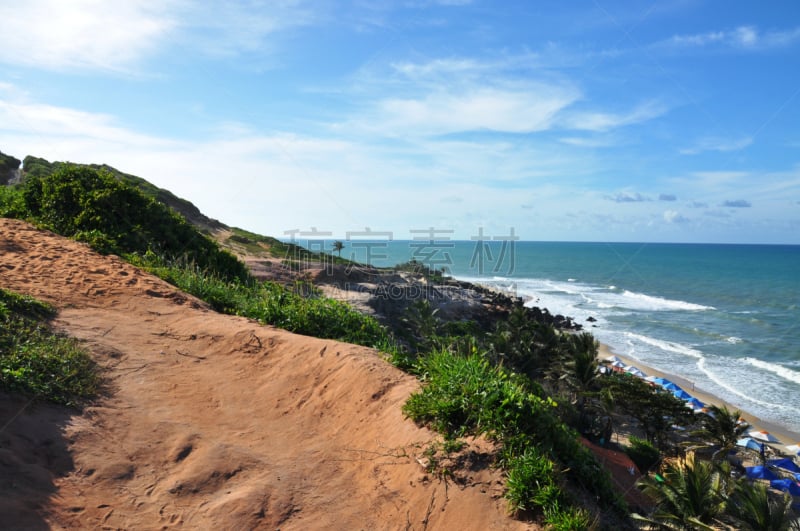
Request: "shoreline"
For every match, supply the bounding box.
[597,342,800,456]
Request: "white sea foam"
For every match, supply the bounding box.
[697,358,794,412]
[726,336,743,344]
[626,332,704,359]
[619,290,715,312]
[744,357,800,386]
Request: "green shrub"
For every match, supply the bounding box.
[403,348,628,520]
[0,184,25,217]
[543,506,594,530]
[19,165,249,282]
[0,288,98,406]
[505,446,560,512]
[624,435,660,474]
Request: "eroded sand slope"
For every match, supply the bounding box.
[0,219,530,530]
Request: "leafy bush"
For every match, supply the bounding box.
[625,435,660,474]
[0,184,24,217]
[403,349,628,520]
[0,288,98,406]
[19,165,248,282]
[506,446,561,512]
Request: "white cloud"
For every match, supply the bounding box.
[376,85,579,135]
[663,210,689,223]
[0,1,177,72]
[0,0,318,73]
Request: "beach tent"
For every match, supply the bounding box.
[785,443,800,455]
[662,382,683,392]
[604,355,623,364]
[769,479,800,496]
[625,366,647,378]
[748,430,781,444]
[672,389,693,400]
[745,465,779,481]
[767,458,800,474]
[685,398,705,411]
[737,438,764,452]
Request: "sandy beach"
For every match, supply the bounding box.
[597,342,800,457]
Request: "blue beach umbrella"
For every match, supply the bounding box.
[645,376,669,386]
[673,389,693,400]
[770,479,800,496]
[767,458,800,474]
[662,382,683,392]
[737,437,763,452]
[745,465,778,481]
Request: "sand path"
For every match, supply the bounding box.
[0,219,528,530]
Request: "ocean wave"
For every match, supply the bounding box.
[626,332,705,359]
[619,290,715,312]
[726,336,743,344]
[697,359,795,412]
[744,357,800,386]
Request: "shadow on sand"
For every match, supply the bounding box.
[0,393,77,530]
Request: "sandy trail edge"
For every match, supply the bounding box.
[0,219,531,530]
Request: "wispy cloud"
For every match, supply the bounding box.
[557,136,619,148]
[659,193,677,201]
[722,199,752,208]
[662,25,800,51]
[561,101,667,132]
[609,191,650,203]
[680,136,753,155]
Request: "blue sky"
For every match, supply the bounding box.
[1,1,800,243]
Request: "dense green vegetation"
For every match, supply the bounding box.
[403,350,626,526]
[21,155,217,231]
[0,289,98,406]
[635,452,800,530]
[11,164,248,282]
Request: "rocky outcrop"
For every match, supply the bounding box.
[0,150,21,185]
[311,263,582,335]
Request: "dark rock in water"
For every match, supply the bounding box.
[586,316,597,322]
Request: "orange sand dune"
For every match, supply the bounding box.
[0,219,530,530]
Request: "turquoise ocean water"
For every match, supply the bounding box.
[296,238,800,434]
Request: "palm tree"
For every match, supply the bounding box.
[724,480,800,531]
[560,332,600,411]
[691,404,749,462]
[331,240,344,257]
[635,451,730,530]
